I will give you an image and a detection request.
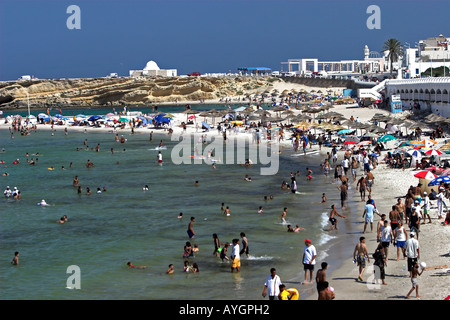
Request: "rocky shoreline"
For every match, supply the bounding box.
[0,76,281,110]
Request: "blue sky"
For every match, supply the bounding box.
[0,0,448,80]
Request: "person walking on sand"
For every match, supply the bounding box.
[409,207,421,239]
[421,191,432,224]
[395,198,406,222]
[302,239,316,284]
[356,175,367,201]
[328,204,346,232]
[262,268,282,300]
[353,237,370,282]
[393,220,408,261]
[380,220,393,261]
[362,200,376,233]
[337,181,348,209]
[372,244,387,285]
[187,217,195,239]
[435,187,445,220]
[365,169,374,195]
[405,232,420,277]
[406,262,424,299]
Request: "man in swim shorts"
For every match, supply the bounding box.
[353,237,370,281]
[187,217,195,239]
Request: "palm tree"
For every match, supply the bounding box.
[382,38,403,75]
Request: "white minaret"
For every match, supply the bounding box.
[364,45,370,60]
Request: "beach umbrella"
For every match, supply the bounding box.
[425,166,444,174]
[427,175,450,186]
[425,149,443,156]
[397,141,410,148]
[440,168,450,176]
[344,135,360,143]
[337,129,352,135]
[414,170,438,180]
[357,140,372,147]
[201,121,211,130]
[118,118,129,122]
[407,149,422,157]
[408,141,425,149]
[377,134,397,143]
[422,139,437,148]
[343,141,357,145]
[88,115,102,121]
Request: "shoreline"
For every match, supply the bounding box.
[2,101,449,301]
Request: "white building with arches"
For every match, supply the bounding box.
[384,77,450,116]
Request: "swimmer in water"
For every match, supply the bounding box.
[224,206,231,216]
[11,252,19,265]
[321,193,327,203]
[279,207,287,223]
[127,261,147,269]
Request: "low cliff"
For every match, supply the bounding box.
[0,76,279,109]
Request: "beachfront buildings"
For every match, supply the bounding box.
[404,34,450,78]
[384,77,450,116]
[129,60,177,77]
[280,45,387,76]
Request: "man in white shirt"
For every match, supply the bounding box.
[231,239,240,273]
[302,239,317,284]
[262,268,282,300]
[380,220,393,261]
[342,158,349,176]
[421,191,432,223]
[435,187,445,219]
[3,186,11,197]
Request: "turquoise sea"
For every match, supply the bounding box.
[0,106,365,300]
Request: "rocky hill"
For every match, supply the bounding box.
[0,76,279,110]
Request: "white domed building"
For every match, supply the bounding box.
[129,60,177,77]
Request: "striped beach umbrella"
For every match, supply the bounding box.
[425,149,443,156]
[428,175,450,186]
[413,170,438,180]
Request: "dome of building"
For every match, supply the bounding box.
[143,60,160,71]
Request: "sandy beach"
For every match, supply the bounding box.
[1,88,449,301]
